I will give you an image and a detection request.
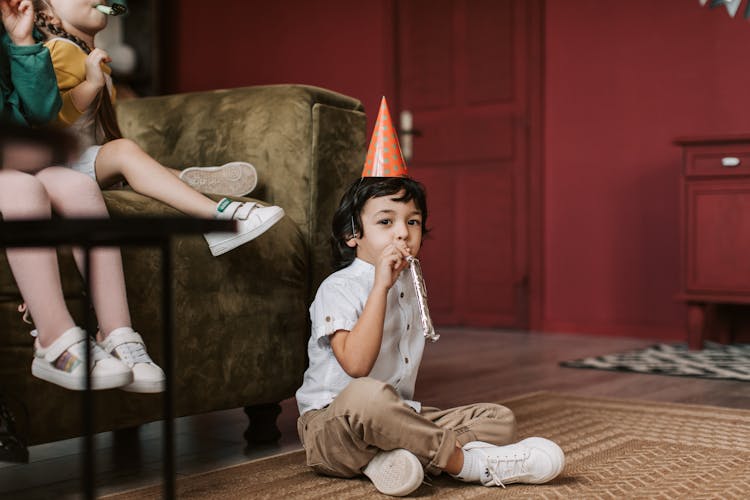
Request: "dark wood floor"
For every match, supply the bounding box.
[2,328,748,499]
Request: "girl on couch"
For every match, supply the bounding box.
[0,0,163,393]
[32,0,283,257]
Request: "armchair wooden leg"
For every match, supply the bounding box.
[687,303,706,350]
[243,403,282,445]
[112,425,142,468]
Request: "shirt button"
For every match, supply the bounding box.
[325,316,331,322]
[406,324,410,330]
[400,292,404,298]
[404,357,409,364]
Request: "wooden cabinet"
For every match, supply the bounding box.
[675,135,750,348]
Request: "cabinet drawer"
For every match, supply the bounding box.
[686,148,750,177]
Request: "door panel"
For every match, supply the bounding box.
[397,0,531,327]
[413,112,514,164]
[399,0,454,110]
[465,0,514,104]
[459,168,516,320]
[416,168,457,318]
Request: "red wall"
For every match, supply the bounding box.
[170,0,395,133]
[168,0,750,340]
[543,0,750,339]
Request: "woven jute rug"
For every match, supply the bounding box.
[561,342,750,382]
[106,392,750,499]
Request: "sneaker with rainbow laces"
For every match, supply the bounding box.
[31,326,132,391]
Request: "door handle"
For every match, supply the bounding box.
[399,110,422,163]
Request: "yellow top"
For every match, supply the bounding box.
[45,37,116,147]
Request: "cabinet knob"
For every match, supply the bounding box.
[721,157,741,167]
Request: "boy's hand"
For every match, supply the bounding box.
[0,0,35,46]
[373,241,411,291]
[84,48,111,89]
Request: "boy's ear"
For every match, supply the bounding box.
[345,236,358,248]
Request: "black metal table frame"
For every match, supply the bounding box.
[0,217,234,499]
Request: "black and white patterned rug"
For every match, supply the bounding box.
[560,342,750,382]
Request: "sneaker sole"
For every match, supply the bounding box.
[121,378,166,393]
[207,207,285,256]
[181,162,257,197]
[31,358,133,391]
[363,449,424,497]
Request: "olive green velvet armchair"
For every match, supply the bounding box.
[0,84,366,445]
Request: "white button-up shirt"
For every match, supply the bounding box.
[296,258,426,415]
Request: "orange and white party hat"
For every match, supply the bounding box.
[362,97,408,177]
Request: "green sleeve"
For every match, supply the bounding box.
[2,37,62,126]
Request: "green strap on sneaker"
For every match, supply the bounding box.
[217,198,233,213]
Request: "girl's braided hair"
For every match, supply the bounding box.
[33,0,123,143]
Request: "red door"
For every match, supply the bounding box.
[396,0,538,328]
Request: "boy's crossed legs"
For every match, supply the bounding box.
[297,377,564,496]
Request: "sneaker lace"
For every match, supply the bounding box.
[114,342,151,365]
[485,452,530,488]
[17,303,32,325]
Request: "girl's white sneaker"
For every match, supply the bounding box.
[32,327,133,391]
[204,199,284,256]
[98,327,165,393]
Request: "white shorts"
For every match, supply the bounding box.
[67,145,101,180]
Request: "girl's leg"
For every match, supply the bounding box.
[35,167,165,393]
[93,139,284,258]
[93,139,218,218]
[0,170,76,347]
[34,167,131,334]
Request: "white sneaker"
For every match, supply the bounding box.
[180,161,258,197]
[99,328,165,393]
[463,437,564,487]
[204,198,284,256]
[362,449,424,497]
[31,327,133,391]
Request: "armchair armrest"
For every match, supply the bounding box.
[116,84,367,293]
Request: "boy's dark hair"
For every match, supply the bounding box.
[331,176,429,270]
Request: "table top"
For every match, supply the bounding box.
[0,217,234,247]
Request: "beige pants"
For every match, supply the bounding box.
[297,377,516,477]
